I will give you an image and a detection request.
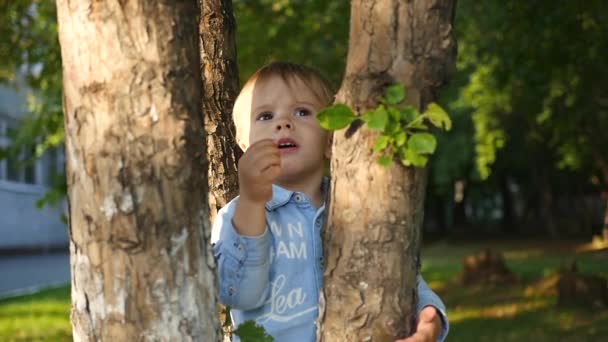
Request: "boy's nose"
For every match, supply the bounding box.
[275,119,293,131]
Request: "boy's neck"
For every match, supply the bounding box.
[275,170,325,208]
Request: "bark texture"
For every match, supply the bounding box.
[319,0,456,340]
[199,0,241,223]
[56,1,221,340]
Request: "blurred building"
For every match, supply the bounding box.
[0,84,67,252]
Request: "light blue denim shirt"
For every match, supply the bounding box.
[211,183,449,341]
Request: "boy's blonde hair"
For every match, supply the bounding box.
[232,62,334,145]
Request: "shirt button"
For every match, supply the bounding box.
[228,287,235,296]
[295,194,302,202]
[237,244,244,251]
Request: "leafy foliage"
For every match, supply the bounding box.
[233,320,274,342]
[234,0,349,86]
[454,0,608,184]
[2,0,606,236]
[0,1,66,206]
[318,83,452,167]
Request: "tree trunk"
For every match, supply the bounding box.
[453,180,468,228]
[199,0,242,223]
[319,0,456,340]
[500,174,515,233]
[56,1,221,340]
[541,182,558,238]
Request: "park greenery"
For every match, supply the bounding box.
[2,0,606,237]
[1,1,607,339]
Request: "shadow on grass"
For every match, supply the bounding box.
[420,240,608,341]
[449,305,608,342]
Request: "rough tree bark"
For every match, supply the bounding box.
[56,1,221,340]
[199,0,241,223]
[319,0,456,340]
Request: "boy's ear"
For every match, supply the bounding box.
[237,136,248,152]
[324,132,333,159]
[235,126,248,151]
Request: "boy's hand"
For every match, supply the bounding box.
[238,139,281,204]
[395,306,442,342]
[233,139,280,236]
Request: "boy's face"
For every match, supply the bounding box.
[234,75,331,182]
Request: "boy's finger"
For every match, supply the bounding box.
[248,144,280,162]
[248,138,277,151]
[418,306,437,323]
[242,147,278,171]
[252,150,281,170]
[262,164,281,181]
[256,152,281,173]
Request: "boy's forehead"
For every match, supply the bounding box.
[246,76,320,107]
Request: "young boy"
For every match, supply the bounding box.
[211,62,448,341]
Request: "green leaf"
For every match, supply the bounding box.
[374,135,391,152]
[378,155,393,167]
[395,131,407,147]
[385,119,402,136]
[409,121,429,130]
[424,103,452,130]
[385,83,406,105]
[401,106,418,123]
[408,133,437,154]
[233,321,274,342]
[388,107,401,121]
[317,104,356,130]
[363,105,389,131]
[402,148,429,167]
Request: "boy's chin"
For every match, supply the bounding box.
[276,164,323,183]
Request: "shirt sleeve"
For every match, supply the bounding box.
[417,275,449,342]
[211,198,272,310]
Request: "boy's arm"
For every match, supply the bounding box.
[415,275,449,342]
[211,199,271,310]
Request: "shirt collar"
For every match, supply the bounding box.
[265,177,330,211]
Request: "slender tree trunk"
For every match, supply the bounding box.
[319,0,456,340]
[594,153,608,240]
[56,1,221,340]
[602,194,608,241]
[199,0,241,223]
[500,175,515,233]
[541,182,558,238]
[453,180,468,228]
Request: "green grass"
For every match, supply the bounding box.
[421,240,608,342]
[1,240,606,341]
[0,286,71,342]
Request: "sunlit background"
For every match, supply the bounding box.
[1,1,606,341]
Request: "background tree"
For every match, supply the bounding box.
[437,0,608,237]
[55,1,220,340]
[199,0,242,222]
[319,0,457,340]
[4,0,607,240]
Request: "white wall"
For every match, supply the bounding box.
[0,180,67,249]
[0,84,68,250]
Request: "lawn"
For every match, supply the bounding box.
[1,239,606,341]
[0,286,71,342]
[422,239,608,342]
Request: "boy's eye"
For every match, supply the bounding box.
[294,108,311,117]
[256,112,273,121]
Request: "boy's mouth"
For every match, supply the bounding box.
[277,137,298,153]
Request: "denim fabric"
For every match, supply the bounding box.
[211,183,449,341]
